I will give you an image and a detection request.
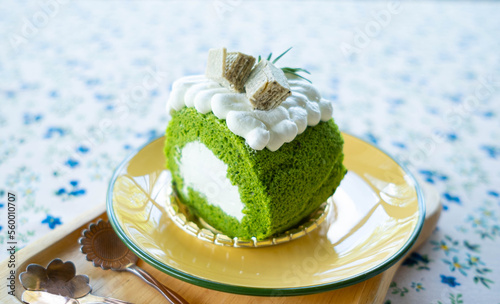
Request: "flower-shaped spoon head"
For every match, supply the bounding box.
[79,219,138,271]
[19,259,91,298]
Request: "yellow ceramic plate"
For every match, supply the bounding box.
[107,133,424,296]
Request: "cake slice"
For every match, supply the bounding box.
[166,48,345,240]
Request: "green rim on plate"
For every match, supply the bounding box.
[107,133,425,296]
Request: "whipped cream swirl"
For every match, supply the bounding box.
[167,75,333,151]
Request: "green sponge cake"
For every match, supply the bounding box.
[165,48,346,240]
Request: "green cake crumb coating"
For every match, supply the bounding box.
[165,107,346,240]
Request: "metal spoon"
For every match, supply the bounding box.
[22,290,78,304]
[19,259,131,304]
[79,220,188,304]
[22,290,130,304]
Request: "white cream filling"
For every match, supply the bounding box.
[167,75,333,151]
[178,141,245,221]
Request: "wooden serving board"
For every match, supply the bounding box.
[0,196,440,304]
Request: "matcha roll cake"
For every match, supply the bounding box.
[165,48,346,240]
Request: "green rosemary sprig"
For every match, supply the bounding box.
[281,67,312,83]
[257,47,312,83]
[271,46,292,64]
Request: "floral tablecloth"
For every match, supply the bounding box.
[1,1,499,303]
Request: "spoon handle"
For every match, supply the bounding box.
[126,264,189,304]
[77,293,133,304]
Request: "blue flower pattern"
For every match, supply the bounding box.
[441,275,461,288]
[55,180,86,200]
[41,215,62,229]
